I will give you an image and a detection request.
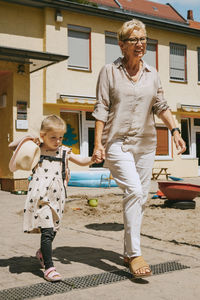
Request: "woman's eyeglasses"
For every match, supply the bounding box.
[123,37,147,44]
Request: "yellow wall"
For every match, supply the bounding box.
[45,9,122,102]
[154,154,198,178]
[29,70,45,136]
[146,26,200,110]
[44,11,200,114]
[0,1,44,51]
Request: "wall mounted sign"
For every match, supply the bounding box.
[17,101,27,120]
[16,119,28,130]
[16,101,28,129]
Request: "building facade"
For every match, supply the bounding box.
[0,0,200,190]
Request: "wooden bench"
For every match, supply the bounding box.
[152,168,171,180]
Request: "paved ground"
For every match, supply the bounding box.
[0,177,200,300]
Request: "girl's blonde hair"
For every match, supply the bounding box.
[118,19,146,42]
[40,115,66,133]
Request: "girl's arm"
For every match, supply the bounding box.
[68,152,95,166]
[92,120,105,163]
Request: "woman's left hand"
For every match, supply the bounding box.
[173,132,186,154]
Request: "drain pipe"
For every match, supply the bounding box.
[114,0,123,9]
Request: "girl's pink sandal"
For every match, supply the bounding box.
[36,249,45,269]
[44,267,62,282]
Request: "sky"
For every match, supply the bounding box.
[149,0,200,22]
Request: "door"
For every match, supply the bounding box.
[0,71,13,178]
[196,132,200,175]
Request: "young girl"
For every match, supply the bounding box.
[23,115,95,282]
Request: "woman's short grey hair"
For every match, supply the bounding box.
[117,19,146,42]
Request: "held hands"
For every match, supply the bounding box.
[173,132,186,155]
[92,144,105,164]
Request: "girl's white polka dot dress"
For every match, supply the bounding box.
[23,145,71,234]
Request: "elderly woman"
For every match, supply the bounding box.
[92,19,186,278]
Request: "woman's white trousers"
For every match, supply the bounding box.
[105,140,155,257]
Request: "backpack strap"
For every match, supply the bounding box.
[62,150,67,198]
[61,150,66,181]
[39,155,62,164]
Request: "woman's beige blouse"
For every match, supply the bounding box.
[92,57,169,154]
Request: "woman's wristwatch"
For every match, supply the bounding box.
[171,128,181,136]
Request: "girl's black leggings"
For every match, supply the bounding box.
[40,228,56,270]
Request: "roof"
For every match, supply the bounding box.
[189,20,200,30]
[0,46,68,73]
[2,0,200,35]
[92,0,187,24]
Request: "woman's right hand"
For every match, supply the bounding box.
[93,143,105,163]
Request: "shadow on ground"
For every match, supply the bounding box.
[0,246,124,277]
[85,222,124,231]
[0,256,43,278]
[53,246,124,272]
[53,246,149,284]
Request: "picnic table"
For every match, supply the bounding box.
[152,167,171,180]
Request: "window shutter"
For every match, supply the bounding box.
[156,127,169,155]
[105,32,121,64]
[68,29,90,70]
[143,42,157,68]
[170,43,186,80]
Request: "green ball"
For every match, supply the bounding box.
[88,198,98,207]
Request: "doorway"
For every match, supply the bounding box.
[196,132,200,175]
[88,127,104,168]
[0,71,13,178]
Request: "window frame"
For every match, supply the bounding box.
[169,42,187,82]
[67,24,91,71]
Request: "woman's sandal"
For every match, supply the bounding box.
[127,256,152,278]
[36,249,45,269]
[44,267,62,282]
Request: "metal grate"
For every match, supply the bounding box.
[0,261,189,300]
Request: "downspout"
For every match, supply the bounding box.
[113,0,123,9]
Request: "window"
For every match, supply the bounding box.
[198,48,200,82]
[68,25,91,70]
[60,112,80,154]
[181,119,190,155]
[156,126,169,156]
[143,39,157,69]
[105,31,121,64]
[86,112,95,121]
[194,118,200,126]
[170,43,187,81]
